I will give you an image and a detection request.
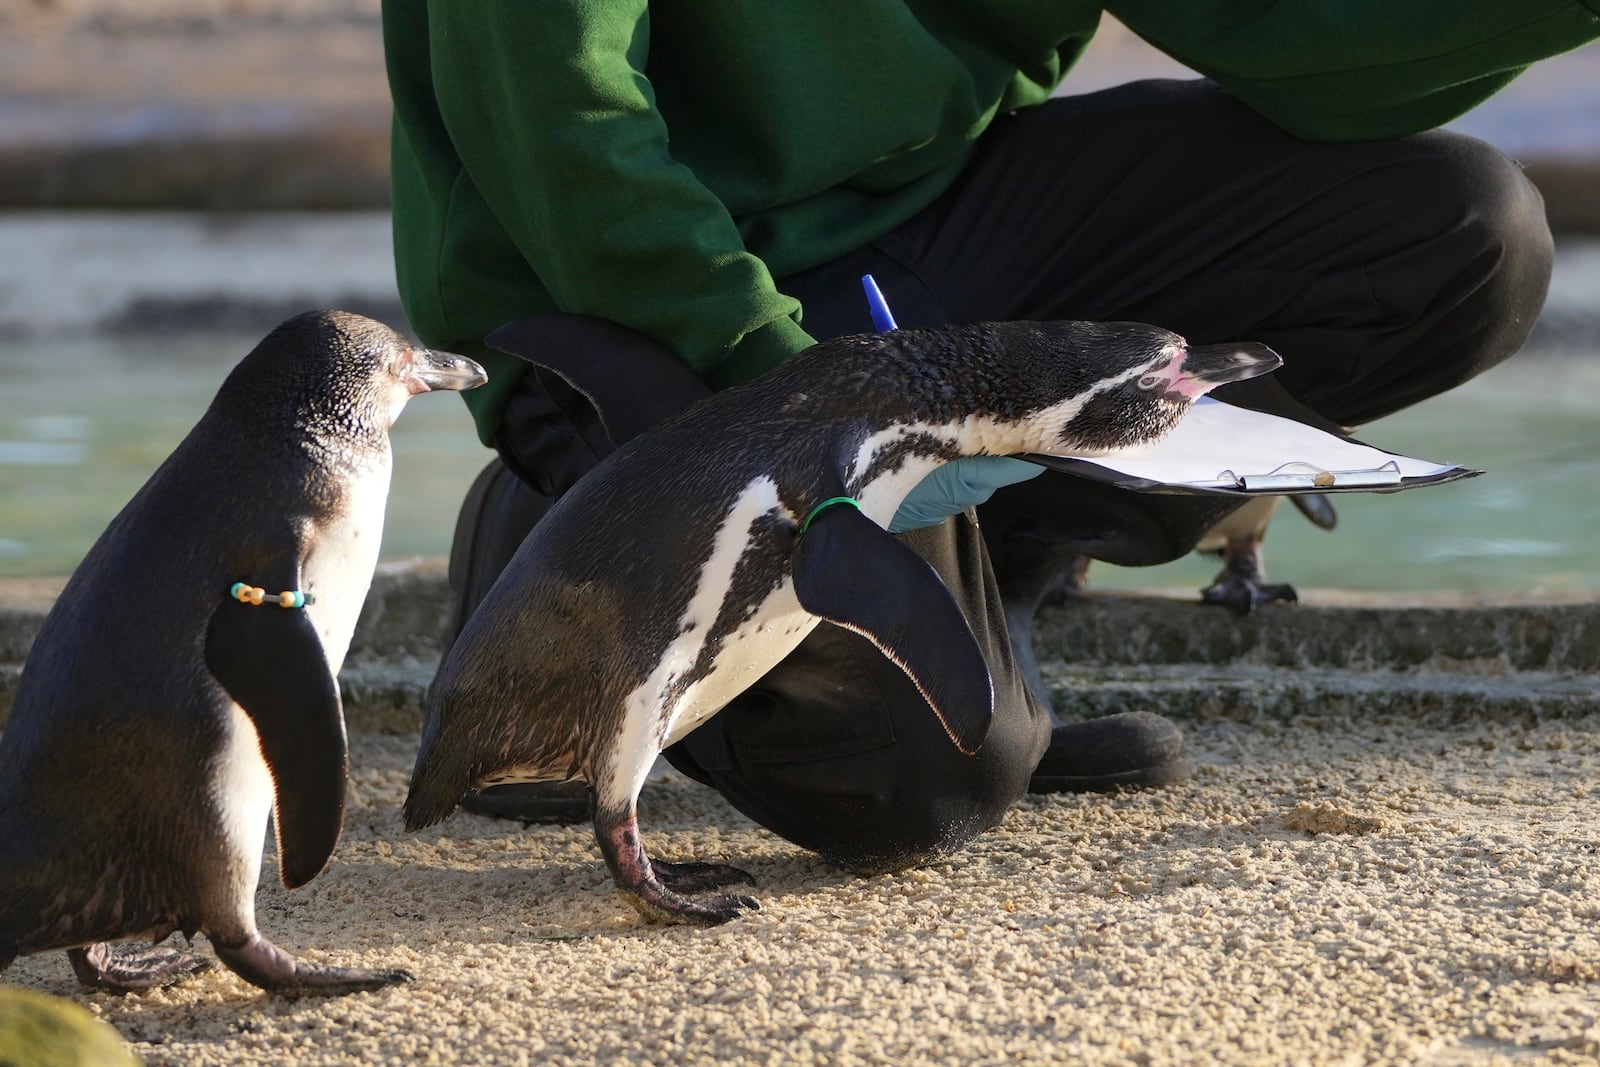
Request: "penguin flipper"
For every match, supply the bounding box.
[205,568,347,891]
[791,503,993,754]
[485,313,711,447]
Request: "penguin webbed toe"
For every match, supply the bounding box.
[66,941,216,993]
[212,932,413,997]
[621,879,761,927]
[1199,537,1299,614]
[595,808,759,926]
[651,858,758,893]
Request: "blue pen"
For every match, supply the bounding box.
[861,274,898,332]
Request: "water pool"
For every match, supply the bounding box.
[2,331,1595,595]
[0,213,1594,595]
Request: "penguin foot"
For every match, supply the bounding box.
[213,933,413,997]
[1199,537,1298,614]
[619,855,760,926]
[620,877,761,927]
[67,941,216,993]
[651,858,758,894]
[596,809,759,926]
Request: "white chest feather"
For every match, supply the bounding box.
[299,455,391,676]
[603,476,816,806]
[661,583,819,747]
[212,703,276,913]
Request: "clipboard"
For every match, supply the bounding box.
[1021,397,1482,498]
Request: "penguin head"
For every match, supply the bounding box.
[1005,321,1282,456]
[217,310,487,441]
[826,320,1280,457]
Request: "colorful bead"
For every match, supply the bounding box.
[229,582,311,608]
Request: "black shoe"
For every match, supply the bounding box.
[1028,710,1193,793]
[438,458,593,824]
[986,536,1192,793]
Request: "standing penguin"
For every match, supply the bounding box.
[405,319,1279,925]
[0,311,485,996]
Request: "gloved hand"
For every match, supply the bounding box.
[889,456,1046,533]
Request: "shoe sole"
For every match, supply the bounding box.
[1027,756,1195,795]
[459,787,591,825]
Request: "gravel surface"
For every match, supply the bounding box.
[8,706,1600,1066]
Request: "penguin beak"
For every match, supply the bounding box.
[1166,341,1282,399]
[406,349,489,394]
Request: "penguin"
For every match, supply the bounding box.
[0,311,486,996]
[405,317,1280,926]
[1196,493,1339,613]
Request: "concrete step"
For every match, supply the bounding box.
[1044,662,1598,723]
[337,659,1600,734]
[2,561,1596,731]
[1034,590,1600,674]
[329,656,1600,734]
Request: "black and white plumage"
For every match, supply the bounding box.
[405,319,1279,925]
[0,311,485,996]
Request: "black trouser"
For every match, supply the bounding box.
[497,80,1553,867]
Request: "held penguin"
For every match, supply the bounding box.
[0,311,485,996]
[405,318,1279,925]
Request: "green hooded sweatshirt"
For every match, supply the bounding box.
[382,1,1599,442]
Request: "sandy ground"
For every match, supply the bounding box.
[8,701,1600,1066]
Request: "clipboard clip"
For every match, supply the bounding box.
[1195,460,1405,492]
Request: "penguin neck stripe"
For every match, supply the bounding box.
[229,582,316,609]
[800,496,861,534]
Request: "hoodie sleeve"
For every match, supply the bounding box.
[423,1,814,386]
[1108,0,1600,141]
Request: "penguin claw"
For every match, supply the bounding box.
[67,942,216,993]
[1199,537,1299,615]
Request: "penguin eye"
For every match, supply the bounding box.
[1137,353,1173,391]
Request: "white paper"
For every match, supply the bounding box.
[1040,397,1460,490]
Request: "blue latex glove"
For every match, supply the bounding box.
[889,456,1046,533]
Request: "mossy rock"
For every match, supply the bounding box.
[0,987,140,1067]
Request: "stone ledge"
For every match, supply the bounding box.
[1036,589,1600,673]
[2,559,1596,731]
[1045,663,1600,724]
